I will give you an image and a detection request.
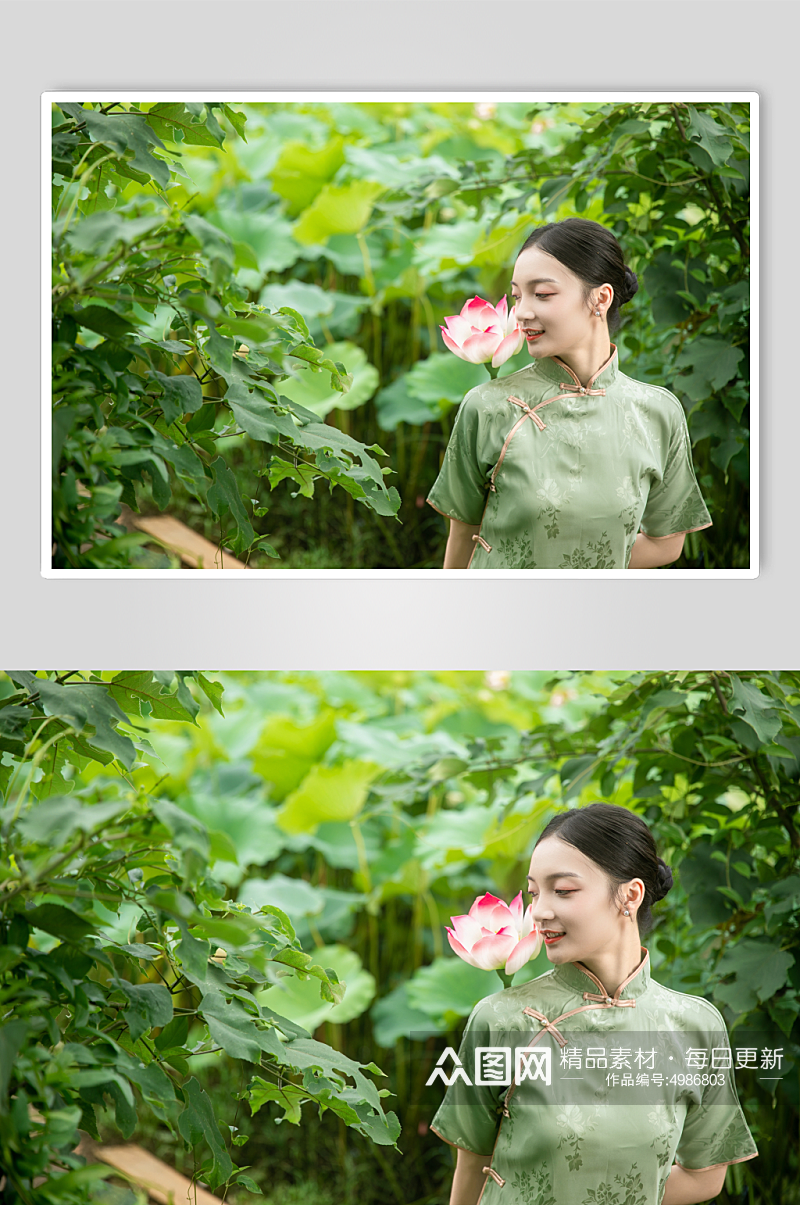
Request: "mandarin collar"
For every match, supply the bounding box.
[530,342,619,390]
[551,945,651,1003]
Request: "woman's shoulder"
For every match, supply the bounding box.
[466,968,562,1027]
[460,364,540,413]
[617,370,688,425]
[648,976,729,1030]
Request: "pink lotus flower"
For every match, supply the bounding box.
[440,296,524,369]
[446,891,542,976]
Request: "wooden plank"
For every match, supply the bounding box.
[94,1144,223,1205]
[123,510,248,570]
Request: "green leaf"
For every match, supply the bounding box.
[729,674,783,743]
[119,981,173,1042]
[199,988,286,1062]
[258,944,375,1032]
[405,956,498,1025]
[152,799,210,860]
[177,1077,233,1184]
[247,1077,307,1125]
[146,102,222,148]
[559,754,600,799]
[293,180,384,246]
[370,983,440,1047]
[73,305,136,341]
[259,280,335,318]
[107,671,198,723]
[207,457,256,551]
[184,213,234,266]
[79,107,171,189]
[147,371,203,425]
[0,1021,27,1110]
[685,105,735,167]
[279,342,379,420]
[276,761,381,834]
[7,672,136,768]
[225,383,300,446]
[205,322,235,376]
[270,137,346,216]
[23,904,97,943]
[717,939,795,1007]
[68,212,165,257]
[674,338,744,401]
[195,672,225,716]
[222,104,248,142]
[212,210,298,274]
[17,796,127,845]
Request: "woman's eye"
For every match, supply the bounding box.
[555,890,574,896]
[535,293,554,299]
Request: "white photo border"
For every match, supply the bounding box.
[43,90,758,580]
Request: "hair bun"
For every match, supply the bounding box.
[622,266,639,304]
[653,858,673,902]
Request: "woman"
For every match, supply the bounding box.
[427,219,712,569]
[431,803,757,1205]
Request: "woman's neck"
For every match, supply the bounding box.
[573,941,645,998]
[552,334,612,389]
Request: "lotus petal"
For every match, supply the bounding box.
[441,328,471,361]
[518,901,536,939]
[469,932,518,971]
[469,892,505,925]
[495,294,509,322]
[446,928,481,967]
[491,327,525,368]
[505,928,543,975]
[484,903,515,933]
[462,297,503,332]
[460,330,502,364]
[463,295,492,316]
[449,913,483,949]
[508,891,524,932]
[442,313,474,346]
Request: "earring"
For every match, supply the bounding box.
[623,909,629,915]
[595,309,601,316]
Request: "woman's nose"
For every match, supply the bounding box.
[515,297,536,322]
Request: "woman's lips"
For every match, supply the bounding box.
[543,932,565,945]
[525,331,544,342]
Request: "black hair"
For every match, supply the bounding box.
[518,218,639,333]
[533,802,673,935]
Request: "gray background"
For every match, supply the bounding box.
[6,1,795,669]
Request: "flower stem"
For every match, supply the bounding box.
[485,364,500,381]
[496,969,515,991]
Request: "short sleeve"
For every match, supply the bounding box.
[639,396,712,539]
[429,1000,505,1156]
[427,391,492,526]
[674,1013,758,1171]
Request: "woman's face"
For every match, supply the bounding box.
[526,836,639,965]
[510,244,611,360]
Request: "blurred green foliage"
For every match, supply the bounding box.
[3,670,795,1203]
[53,99,750,568]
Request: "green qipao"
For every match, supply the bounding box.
[426,346,712,568]
[430,949,757,1205]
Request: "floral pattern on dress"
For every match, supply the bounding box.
[510,1166,556,1205]
[581,1165,648,1205]
[616,475,641,540]
[555,1104,597,1172]
[536,478,574,541]
[560,532,615,568]
[496,533,535,568]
